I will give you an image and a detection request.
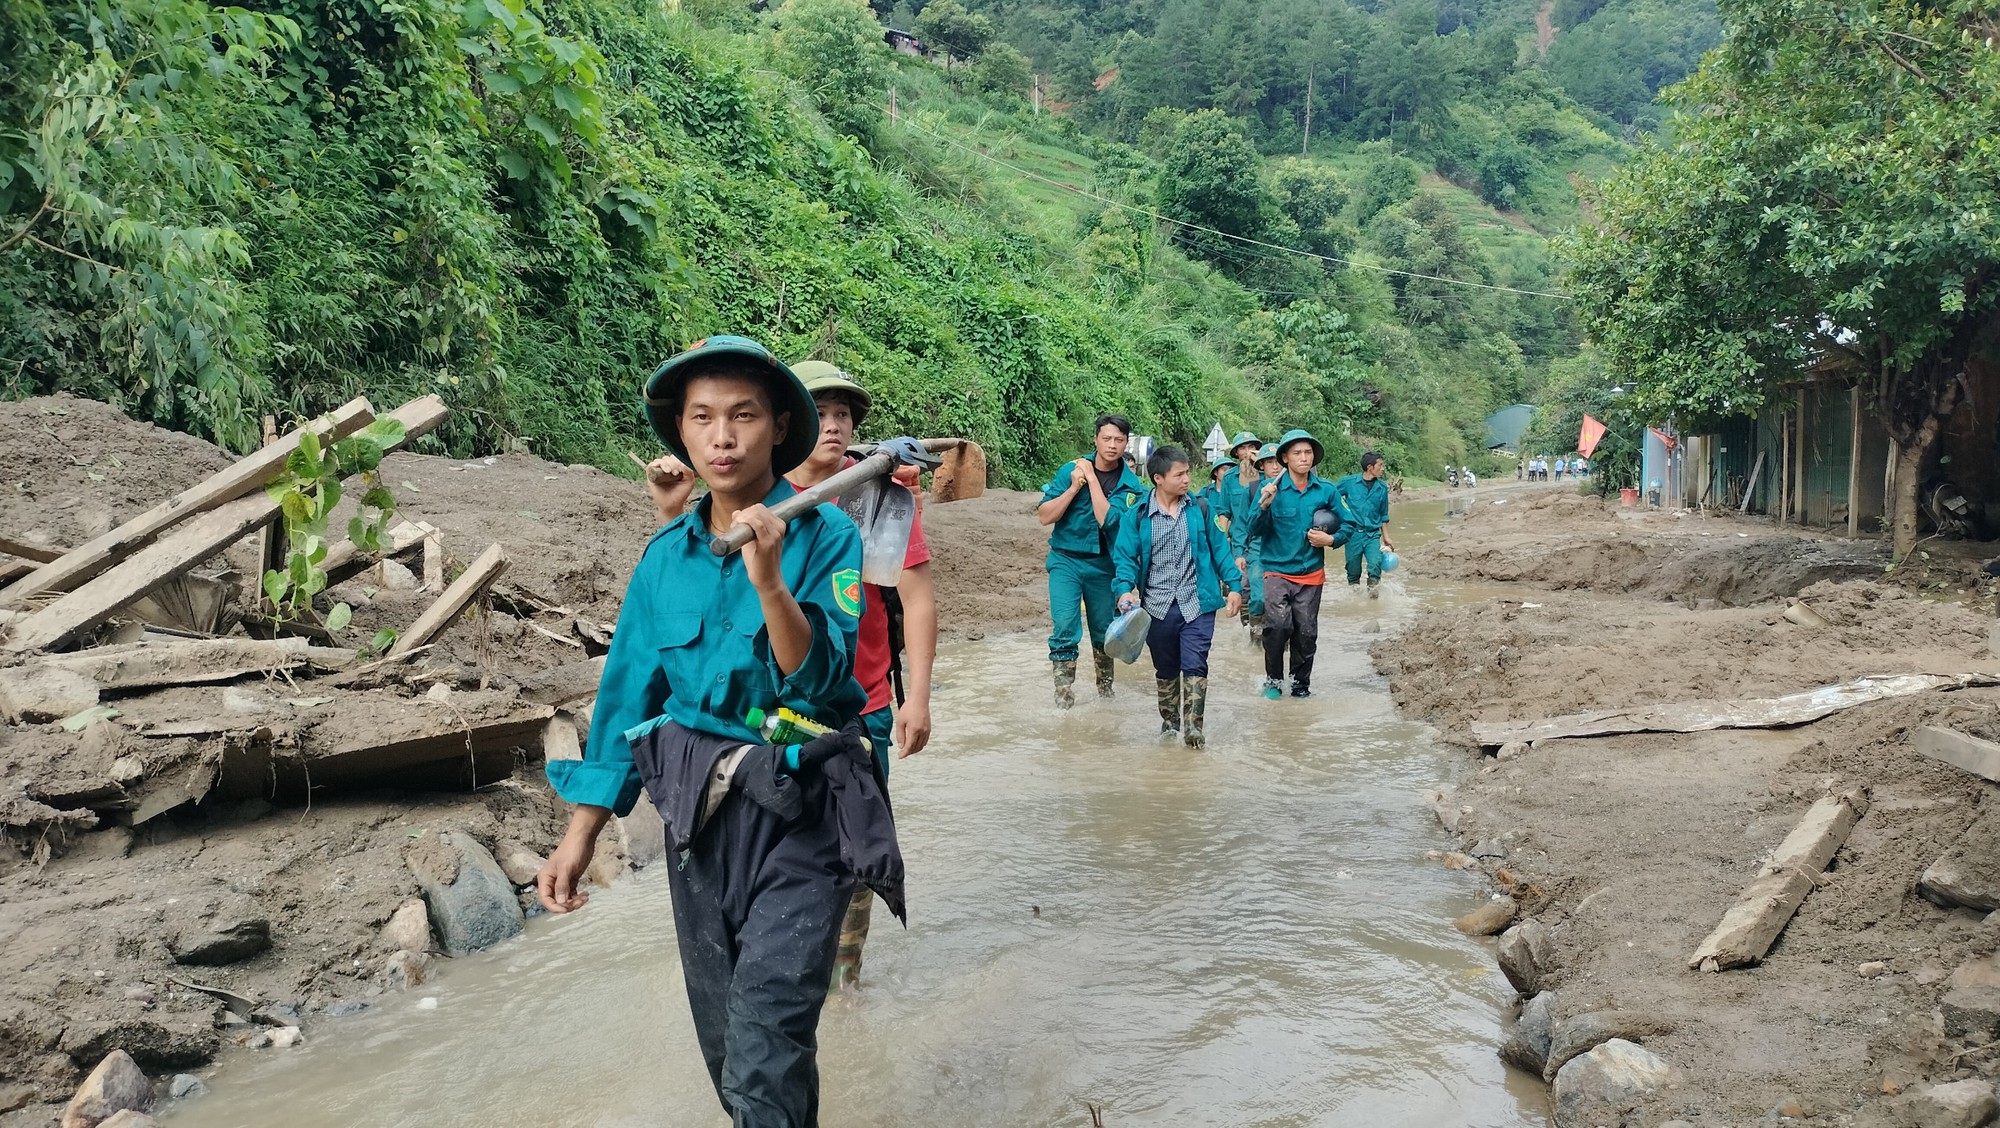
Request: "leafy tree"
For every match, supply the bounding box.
[971,41,1033,98]
[1350,141,1420,223]
[913,0,994,64]
[1562,0,2000,560]
[775,0,888,140]
[1475,138,1539,208]
[1157,110,1267,270]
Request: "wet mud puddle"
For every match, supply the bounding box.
[180,499,1550,1127]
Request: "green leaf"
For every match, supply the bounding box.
[349,515,367,544]
[484,69,523,95]
[498,149,532,180]
[524,113,561,148]
[289,553,311,587]
[262,568,290,605]
[361,486,396,511]
[326,603,353,632]
[281,491,312,526]
[364,419,407,446]
[370,628,400,654]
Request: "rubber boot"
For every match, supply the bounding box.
[831,886,872,990]
[1053,659,1077,709]
[1155,678,1182,735]
[1368,578,1381,600]
[1262,677,1282,700]
[1093,649,1115,699]
[1183,677,1208,748]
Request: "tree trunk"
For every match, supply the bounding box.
[1882,371,1961,563]
[1890,433,1925,562]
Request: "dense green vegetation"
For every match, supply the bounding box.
[0,0,1716,488]
[1561,0,2000,558]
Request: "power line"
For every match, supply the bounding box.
[889,111,1572,301]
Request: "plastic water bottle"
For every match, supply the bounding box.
[745,707,833,745]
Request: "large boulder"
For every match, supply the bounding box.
[1921,809,2000,912]
[1454,896,1519,937]
[1544,1011,1676,1082]
[1496,919,1552,994]
[1890,1079,1998,1128]
[1552,1039,1684,1128]
[404,832,522,956]
[375,900,430,954]
[1499,990,1558,1077]
[60,1018,216,1071]
[60,1050,152,1128]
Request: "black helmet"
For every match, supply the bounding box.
[1310,507,1340,534]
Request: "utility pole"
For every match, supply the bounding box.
[1302,67,1313,154]
[1033,73,1042,114]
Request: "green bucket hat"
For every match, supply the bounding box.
[790,359,872,430]
[1276,428,1323,466]
[643,335,818,476]
[1255,442,1279,465]
[1227,430,1260,457]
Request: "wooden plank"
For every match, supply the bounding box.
[286,691,553,790]
[2,396,448,653]
[0,638,355,723]
[1471,673,2000,746]
[1688,789,1868,970]
[0,536,65,564]
[320,519,430,588]
[2,397,375,607]
[391,542,506,655]
[1915,726,2000,784]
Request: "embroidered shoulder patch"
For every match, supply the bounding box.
[832,569,863,617]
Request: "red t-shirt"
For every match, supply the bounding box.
[829,458,932,715]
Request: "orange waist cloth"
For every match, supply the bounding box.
[1267,568,1325,586]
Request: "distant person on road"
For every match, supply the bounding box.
[1336,451,1397,599]
[1215,431,1262,639]
[1555,456,1567,479]
[1251,429,1344,699]
[1517,457,1524,480]
[539,335,898,1128]
[1037,414,1145,708]
[1114,445,1243,748]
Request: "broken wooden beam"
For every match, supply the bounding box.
[1471,673,2000,746]
[0,536,65,564]
[2,396,448,653]
[1915,727,2000,784]
[1,397,375,607]
[0,638,356,722]
[284,690,553,791]
[390,542,506,656]
[1688,789,1868,971]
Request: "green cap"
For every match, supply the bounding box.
[643,335,818,476]
[1255,442,1279,464]
[790,359,872,429]
[1228,431,1260,456]
[1276,428,1323,466]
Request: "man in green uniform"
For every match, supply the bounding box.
[1335,450,1398,599]
[1251,429,1345,699]
[537,336,899,1128]
[1037,414,1146,707]
[1212,431,1261,641]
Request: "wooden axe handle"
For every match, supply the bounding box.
[708,439,965,557]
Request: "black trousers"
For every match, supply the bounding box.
[656,727,850,1128]
[1262,574,1324,689]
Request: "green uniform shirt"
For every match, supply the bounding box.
[1335,473,1391,531]
[1252,471,1344,576]
[1040,459,1146,556]
[547,479,866,816]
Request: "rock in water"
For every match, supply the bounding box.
[61,1049,152,1128]
[167,1075,206,1100]
[1920,808,2000,912]
[1551,1039,1683,1128]
[494,842,546,887]
[405,831,523,955]
[1544,1011,1676,1082]
[1454,897,1518,937]
[1893,1079,1998,1128]
[376,900,431,954]
[1495,919,1551,994]
[1499,990,1558,1077]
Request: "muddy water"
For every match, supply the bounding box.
[182,499,1549,1127]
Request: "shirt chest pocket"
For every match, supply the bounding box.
[656,610,771,716]
[1272,494,1301,523]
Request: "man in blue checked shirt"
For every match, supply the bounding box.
[536,335,900,1128]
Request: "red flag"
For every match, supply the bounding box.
[1578,414,1607,459]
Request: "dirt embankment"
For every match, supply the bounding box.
[1376,486,2000,1126]
[0,396,1046,1125]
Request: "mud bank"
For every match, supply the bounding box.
[0,396,1048,1126]
[1376,486,2000,1126]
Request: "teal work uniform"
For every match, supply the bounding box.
[549,478,867,815]
[1335,472,1391,584]
[1219,466,1266,616]
[1040,459,1146,662]
[1110,491,1244,614]
[1252,471,1345,578]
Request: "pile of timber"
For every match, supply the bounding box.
[0,396,600,849]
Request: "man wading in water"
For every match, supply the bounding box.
[1251,429,1345,699]
[537,336,901,1128]
[1037,414,1145,707]
[1335,450,1397,598]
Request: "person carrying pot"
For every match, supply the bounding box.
[1111,445,1243,748]
[1036,414,1146,708]
[1250,429,1345,700]
[1335,450,1398,598]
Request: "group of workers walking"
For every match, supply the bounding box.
[1037,420,1396,748]
[525,333,1401,1128]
